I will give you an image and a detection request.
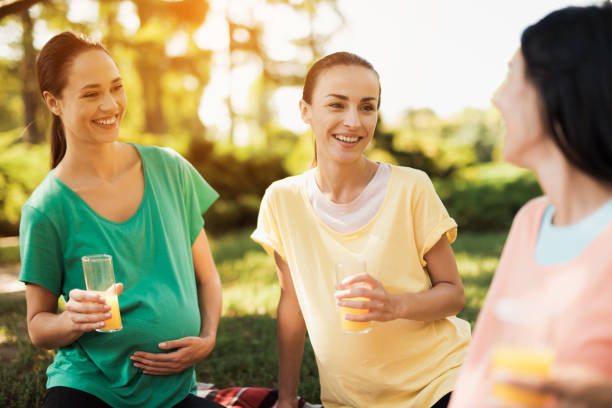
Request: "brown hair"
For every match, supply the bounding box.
[36,31,110,168]
[302,52,381,167]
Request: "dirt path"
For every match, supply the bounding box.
[0,263,23,294]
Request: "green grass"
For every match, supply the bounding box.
[0,292,52,408]
[0,246,20,265]
[0,228,507,406]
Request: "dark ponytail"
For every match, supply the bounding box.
[50,116,66,168]
[36,31,109,168]
[302,52,381,168]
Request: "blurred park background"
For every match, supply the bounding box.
[0,0,599,406]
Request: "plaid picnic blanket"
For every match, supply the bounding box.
[196,383,323,408]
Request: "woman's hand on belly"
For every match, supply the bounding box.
[130,334,215,375]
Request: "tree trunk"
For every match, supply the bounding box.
[136,50,167,134]
[20,8,44,144]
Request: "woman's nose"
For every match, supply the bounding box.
[99,92,119,111]
[343,107,360,128]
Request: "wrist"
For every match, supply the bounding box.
[60,310,83,336]
[200,330,216,342]
[277,394,297,404]
[390,293,412,320]
[277,386,298,401]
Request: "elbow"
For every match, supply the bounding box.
[453,286,466,315]
[28,329,52,349]
[277,290,305,324]
[27,318,55,349]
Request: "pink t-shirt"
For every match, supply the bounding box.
[450,196,612,407]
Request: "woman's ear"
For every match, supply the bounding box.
[299,99,312,125]
[43,91,61,116]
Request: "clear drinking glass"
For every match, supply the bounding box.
[490,298,554,406]
[82,254,122,333]
[334,259,372,335]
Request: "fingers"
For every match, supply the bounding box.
[68,289,107,305]
[157,337,192,350]
[72,320,108,332]
[71,310,112,323]
[132,358,185,375]
[114,283,124,296]
[341,273,380,289]
[338,297,384,309]
[131,351,191,375]
[131,353,182,368]
[335,286,378,300]
[131,351,177,363]
[138,367,178,375]
[65,299,110,314]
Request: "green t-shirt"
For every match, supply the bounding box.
[19,144,219,408]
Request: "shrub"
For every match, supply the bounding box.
[184,138,289,234]
[436,173,542,231]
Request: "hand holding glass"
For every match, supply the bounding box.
[82,254,122,332]
[490,298,554,406]
[334,260,372,334]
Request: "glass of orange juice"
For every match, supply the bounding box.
[490,298,554,406]
[334,260,372,335]
[82,254,122,333]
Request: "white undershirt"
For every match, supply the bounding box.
[305,163,391,234]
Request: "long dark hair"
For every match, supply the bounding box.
[302,52,381,167]
[36,31,110,168]
[521,4,612,182]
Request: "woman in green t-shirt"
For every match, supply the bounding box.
[20,31,224,408]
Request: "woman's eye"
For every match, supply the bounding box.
[329,103,343,109]
[113,84,123,92]
[83,93,98,98]
[361,104,375,111]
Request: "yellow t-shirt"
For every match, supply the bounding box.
[252,165,471,408]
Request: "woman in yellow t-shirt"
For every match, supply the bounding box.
[252,52,471,408]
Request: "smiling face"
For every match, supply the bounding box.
[493,49,549,168]
[43,49,126,146]
[300,64,380,165]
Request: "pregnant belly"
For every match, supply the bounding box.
[81,304,201,356]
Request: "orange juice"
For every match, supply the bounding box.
[93,291,122,332]
[491,346,554,406]
[339,297,372,334]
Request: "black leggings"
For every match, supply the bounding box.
[43,386,225,408]
[431,392,452,408]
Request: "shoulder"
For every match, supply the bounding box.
[133,144,197,184]
[388,165,436,197]
[389,164,429,179]
[23,173,65,216]
[21,179,63,235]
[389,164,431,185]
[264,173,307,198]
[132,143,184,166]
[501,196,548,247]
[513,196,549,225]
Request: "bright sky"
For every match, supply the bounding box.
[326,0,594,123]
[198,0,596,141]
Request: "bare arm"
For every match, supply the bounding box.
[396,234,465,320]
[26,283,116,349]
[274,251,307,408]
[192,228,222,340]
[337,235,465,322]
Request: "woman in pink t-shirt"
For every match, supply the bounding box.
[449,4,612,408]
